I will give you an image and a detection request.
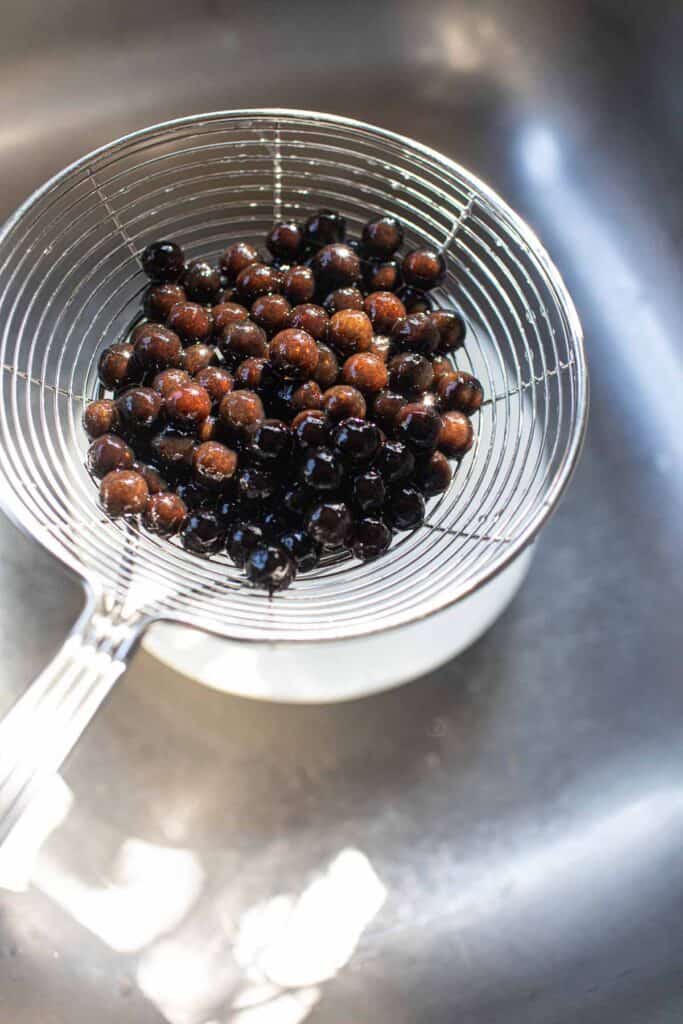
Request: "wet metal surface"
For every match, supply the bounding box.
[1,2,682,1022]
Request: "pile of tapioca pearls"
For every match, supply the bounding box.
[84,209,484,592]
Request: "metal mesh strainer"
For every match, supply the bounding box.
[0,110,587,842]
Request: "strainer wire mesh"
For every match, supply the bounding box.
[0,111,586,643]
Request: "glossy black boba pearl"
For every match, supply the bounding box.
[98,342,143,391]
[371,389,407,436]
[282,265,316,304]
[398,286,434,314]
[363,260,401,294]
[351,517,393,561]
[396,402,442,451]
[250,418,292,462]
[361,215,404,258]
[227,521,265,567]
[131,322,183,371]
[267,221,304,260]
[259,507,293,538]
[87,433,134,478]
[235,262,283,304]
[313,243,361,291]
[413,450,453,496]
[292,409,330,449]
[373,439,415,484]
[323,287,365,315]
[348,468,386,513]
[279,529,322,573]
[237,465,278,503]
[281,481,315,519]
[304,209,346,247]
[245,543,296,592]
[141,240,185,283]
[384,485,426,531]
[182,259,222,304]
[174,480,218,511]
[402,249,446,291]
[143,282,186,320]
[388,352,435,395]
[299,447,343,491]
[390,312,440,356]
[429,309,466,352]
[220,241,261,281]
[306,501,352,548]
[149,430,198,475]
[116,386,163,434]
[332,417,381,463]
[181,509,226,555]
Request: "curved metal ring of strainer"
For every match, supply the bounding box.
[0,110,587,843]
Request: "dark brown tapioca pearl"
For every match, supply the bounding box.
[116,386,163,434]
[322,384,366,422]
[431,355,453,385]
[245,543,296,592]
[292,409,330,449]
[143,282,187,321]
[351,518,393,561]
[167,302,213,344]
[87,433,134,478]
[429,310,466,352]
[99,469,149,516]
[197,415,219,442]
[361,215,403,258]
[396,402,442,451]
[211,301,250,336]
[176,480,217,511]
[306,500,352,548]
[341,353,388,395]
[181,343,217,376]
[364,291,406,334]
[218,320,268,366]
[333,417,381,463]
[436,371,484,415]
[327,310,373,357]
[299,447,343,491]
[371,390,407,436]
[141,240,184,283]
[192,440,238,490]
[235,262,282,304]
[414,450,453,496]
[152,367,191,398]
[267,221,304,261]
[250,419,292,463]
[133,462,167,494]
[219,389,264,445]
[304,209,346,247]
[384,485,426,531]
[83,399,120,439]
[182,259,222,304]
[216,285,239,304]
[389,352,434,396]
[149,430,198,475]
[374,439,415,484]
[349,468,386,514]
[391,312,440,357]
[398,286,433,314]
[370,335,393,364]
[226,521,264,567]
[233,356,270,392]
[181,509,226,555]
[438,410,474,457]
[220,241,261,281]
[323,287,364,315]
[279,529,321,573]
[194,366,233,407]
[143,491,187,535]
[313,343,340,389]
[237,465,278,503]
[291,380,323,413]
[287,303,329,340]
[363,259,401,293]
[250,293,291,336]
[313,243,361,291]
[281,481,315,519]
[402,249,446,291]
[166,382,212,430]
[132,322,183,372]
[282,265,316,304]
[98,342,143,391]
[269,328,319,380]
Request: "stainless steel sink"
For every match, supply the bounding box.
[1,2,681,1022]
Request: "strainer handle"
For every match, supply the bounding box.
[0,594,142,848]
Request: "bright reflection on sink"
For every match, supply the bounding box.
[33,837,204,953]
[0,774,72,892]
